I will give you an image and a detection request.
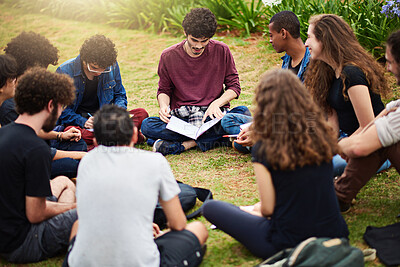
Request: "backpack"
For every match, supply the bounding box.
[257,237,364,267]
[363,222,400,266]
[154,181,213,229]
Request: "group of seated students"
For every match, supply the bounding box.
[0,7,399,266]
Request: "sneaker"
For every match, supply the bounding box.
[232,141,251,154]
[153,139,185,156]
[338,199,351,213]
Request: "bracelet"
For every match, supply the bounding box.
[57,132,63,142]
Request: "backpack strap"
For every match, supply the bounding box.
[186,187,213,220]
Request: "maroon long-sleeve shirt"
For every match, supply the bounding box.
[157,39,241,110]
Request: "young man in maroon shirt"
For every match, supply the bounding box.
[141,8,250,155]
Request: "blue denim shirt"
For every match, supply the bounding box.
[56,55,127,127]
[281,47,310,82]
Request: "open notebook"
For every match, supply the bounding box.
[166,116,222,140]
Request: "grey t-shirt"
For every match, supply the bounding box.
[375,99,400,147]
[68,146,180,267]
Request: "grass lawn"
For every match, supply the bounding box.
[0,5,399,267]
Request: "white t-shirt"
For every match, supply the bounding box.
[68,146,180,267]
[375,99,400,147]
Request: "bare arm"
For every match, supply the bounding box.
[159,195,186,231]
[38,130,58,140]
[202,89,238,122]
[347,85,375,134]
[339,124,382,158]
[157,93,171,123]
[327,109,339,137]
[37,127,82,142]
[53,150,87,161]
[253,163,276,217]
[25,196,76,224]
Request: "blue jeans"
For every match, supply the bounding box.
[141,106,251,152]
[51,158,79,179]
[220,113,253,153]
[50,138,87,152]
[221,113,252,135]
[49,128,86,178]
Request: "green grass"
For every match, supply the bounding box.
[1,5,399,267]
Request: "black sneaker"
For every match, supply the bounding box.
[338,199,351,213]
[153,139,185,156]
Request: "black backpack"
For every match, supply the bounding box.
[154,181,213,229]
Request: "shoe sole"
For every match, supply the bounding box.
[152,139,162,152]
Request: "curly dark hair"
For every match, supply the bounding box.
[387,30,400,64]
[0,55,18,88]
[269,11,301,39]
[93,104,133,147]
[15,68,75,115]
[252,69,339,170]
[4,31,59,76]
[182,8,217,38]
[80,35,117,69]
[304,14,389,115]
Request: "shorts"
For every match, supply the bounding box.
[63,229,204,267]
[2,209,77,264]
[156,229,204,267]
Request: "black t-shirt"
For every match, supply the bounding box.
[0,123,52,253]
[76,69,100,117]
[0,98,18,126]
[251,142,349,251]
[288,58,301,76]
[328,65,384,135]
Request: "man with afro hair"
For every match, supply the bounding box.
[2,31,87,179]
[141,8,249,156]
[1,31,60,126]
[56,34,148,147]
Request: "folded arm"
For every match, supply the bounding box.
[25,196,76,224]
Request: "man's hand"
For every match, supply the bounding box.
[84,116,94,129]
[202,101,224,122]
[235,127,254,147]
[62,127,81,142]
[152,223,162,238]
[338,138,350,162]
[159,106,171,123]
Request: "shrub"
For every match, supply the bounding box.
[263,0,400,59]
[4,0,400,58]
[218,0,268,36]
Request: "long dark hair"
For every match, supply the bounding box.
[304,14,389,114]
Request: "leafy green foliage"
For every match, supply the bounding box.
[199,0,235,21]
[218,0,267,36]
[263,0,400,59]
[165,2,199,36]
[1,4,399,267]
[5,0,400,58]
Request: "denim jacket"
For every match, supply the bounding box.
[56,55,127,127]
[281,47,310,82]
